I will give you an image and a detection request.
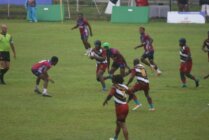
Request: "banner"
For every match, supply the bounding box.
[0,0,52,5]
[105,0,120,14]
[167,11,205,24]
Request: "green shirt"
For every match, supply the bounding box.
[0,33,13,52]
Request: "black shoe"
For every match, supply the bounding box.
[195,80,199,87]
[34,89,42,94]
[42,94,52,97]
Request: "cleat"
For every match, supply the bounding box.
[156,70,162,76]
[34,89,42,94]
[149,108,156,111]
[109,138,117,140]
[42,93,52,97]
[195,80,199,87]
[132,104,142,111]
[181,84,187,88]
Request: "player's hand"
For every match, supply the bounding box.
[103,101,108,106]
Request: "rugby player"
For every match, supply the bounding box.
[90,40,108,91]
[103,74,132,140]
[126,58,155,111]
[134,27,161,76]
[179,38,199,87]
[71,13,93,55]
[31,56,58,97]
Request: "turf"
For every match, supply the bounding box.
[0,20,209,140]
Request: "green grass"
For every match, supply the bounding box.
[0,20,209,140]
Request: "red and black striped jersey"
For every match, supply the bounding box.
[109,84,129,105]
[131,64,149,84]
[180,45,192,63]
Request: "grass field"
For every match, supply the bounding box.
[0,20,209,140]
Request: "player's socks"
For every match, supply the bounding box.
[149,103,154,109]
[134,99,141,105]
[181,83,187,88]
[195,80,199,87]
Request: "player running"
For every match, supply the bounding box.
[31,56,58,97]
[134,27,161,76]
[179,38,199,88]
[103,74,132,140]
[126,58,155,111]
[0,24,16,85]
[71,13,93,55]
[202,31,209,79]
[102,42,130,79]
[202,30,209,62]
[89,40,108,91]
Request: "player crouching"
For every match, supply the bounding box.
[31,56,58,97]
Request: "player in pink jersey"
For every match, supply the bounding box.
[90,40,108,91]
[31,56,58,97]
[71,13,93,55]
[102,42,130,80]
[134,27,161,76]
[179,38,199,87]
[126,58,155,111]
[103,74,133,140]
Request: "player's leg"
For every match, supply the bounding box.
[180,63,187,87]
[104,63,118,80]
[38,74,51,97]
[120,121,129,140]
[120,66,126,77]
[97,68,107,91]
[184,61,199,87]
[144,88,155,111]
[82,35,91,55]
[129,84,142,110]
[140,55,151,67]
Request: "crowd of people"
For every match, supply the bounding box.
[0,12,209,140]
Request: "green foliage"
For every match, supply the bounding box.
[0,20,209,140]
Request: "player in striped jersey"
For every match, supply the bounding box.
[103,75,132,140]
[179,38,199,87]
[90,40,108,91]
[126,58,155,111]
[202,31,209,62]
[134,27,161,76]
[202,31,209,79]
[31,56,58,97]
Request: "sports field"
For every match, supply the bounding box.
[0,20,209,140]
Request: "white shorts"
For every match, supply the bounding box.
[201,4,209,16]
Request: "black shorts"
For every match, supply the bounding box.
[141,51,154,60]
[0,51,10,61]
[112,61,126,69]
[31,69,41,77]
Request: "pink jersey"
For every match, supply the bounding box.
[140,34,154,53]
[108,48,125,64]
[32,60,52,73]
[77,18,89,35]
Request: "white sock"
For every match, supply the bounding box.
[43,88,47,94]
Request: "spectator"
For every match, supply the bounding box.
[200,0,209,16]
[135,0,149,6]
[177,0,189,11]
[25,0,37,22]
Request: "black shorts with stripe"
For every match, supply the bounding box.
[0,51,10,61]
